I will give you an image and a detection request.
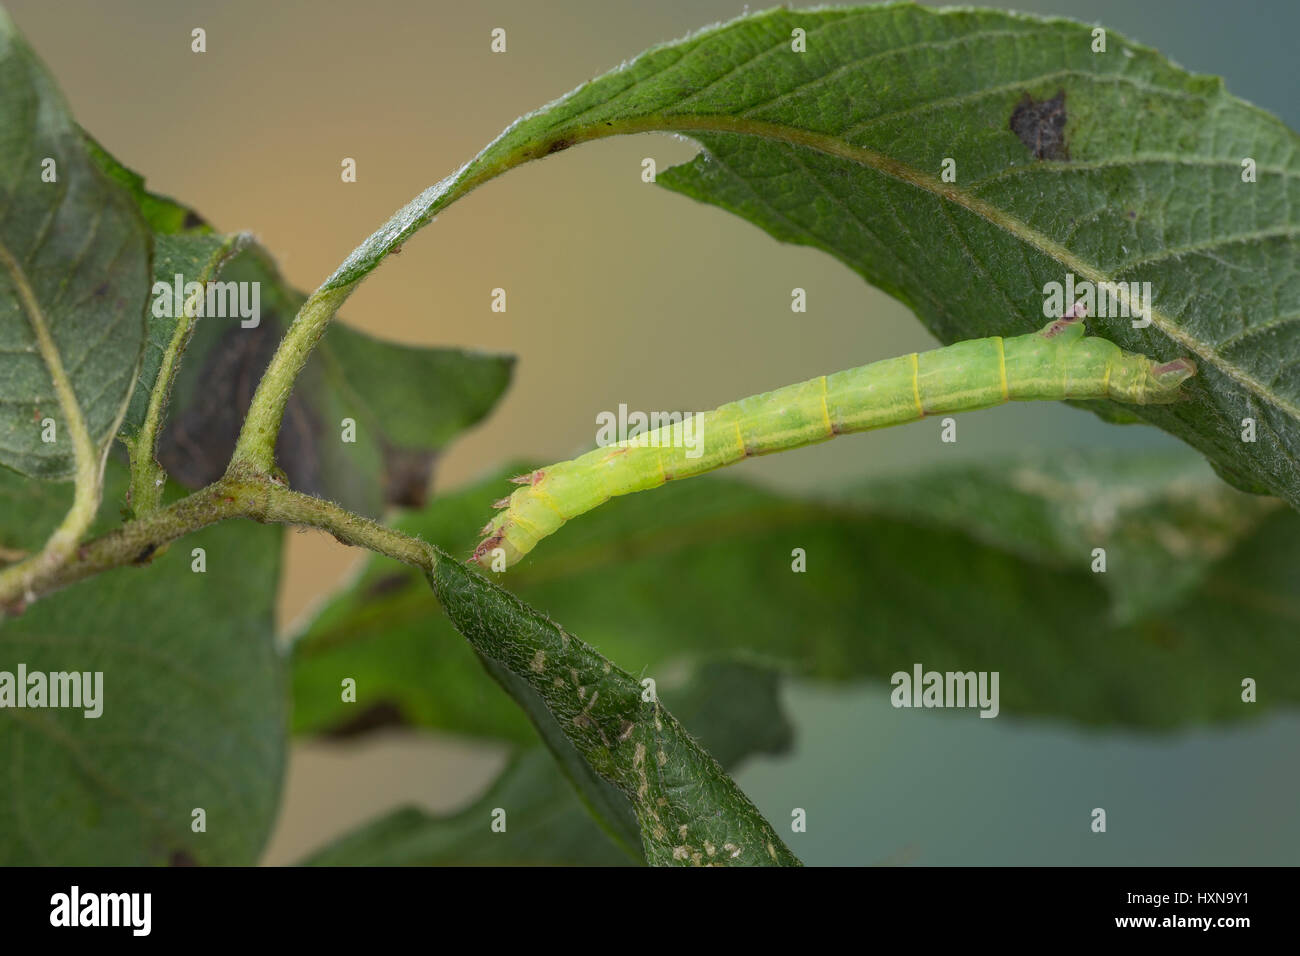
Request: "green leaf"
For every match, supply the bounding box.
[427,553,801,866]
[0,461,285,865]
[0,10,151,478]
[323,4,1300,509]
[842,451,1280,623]
[475,650,643,859]
[294,450,1297,733]
[300,658,793,866]
[156,244,513,515]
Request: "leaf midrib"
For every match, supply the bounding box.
[0,238,99,460]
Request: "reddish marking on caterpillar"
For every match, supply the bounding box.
[1153,358,1197,379]
[469,532,504,565]
[1042,301,1088,339]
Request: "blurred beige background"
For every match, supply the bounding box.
[12,0,1295,865]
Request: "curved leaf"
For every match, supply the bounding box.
[0,10,151,478]
[427,553,800,866]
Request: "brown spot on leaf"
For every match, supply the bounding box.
[546,137,572,155]
[1009,89,1069,160]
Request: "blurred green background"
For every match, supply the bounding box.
[9,0,1297,864]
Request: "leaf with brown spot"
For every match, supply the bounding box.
[1009,88,1070,160]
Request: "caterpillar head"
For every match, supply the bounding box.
[469,490,544,571]
[470,513,515,570]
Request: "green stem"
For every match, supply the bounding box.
[225,283,353,476]
[0,477,436,613]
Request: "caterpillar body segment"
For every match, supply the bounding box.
[471,316,1195,570]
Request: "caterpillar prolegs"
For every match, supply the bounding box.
[471,312,1195,570]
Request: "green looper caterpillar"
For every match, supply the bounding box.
[471,311,1195,570]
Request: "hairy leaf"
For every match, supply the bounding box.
[0,11,151,478]
[427,553,800,866]
[476,650,643,859]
